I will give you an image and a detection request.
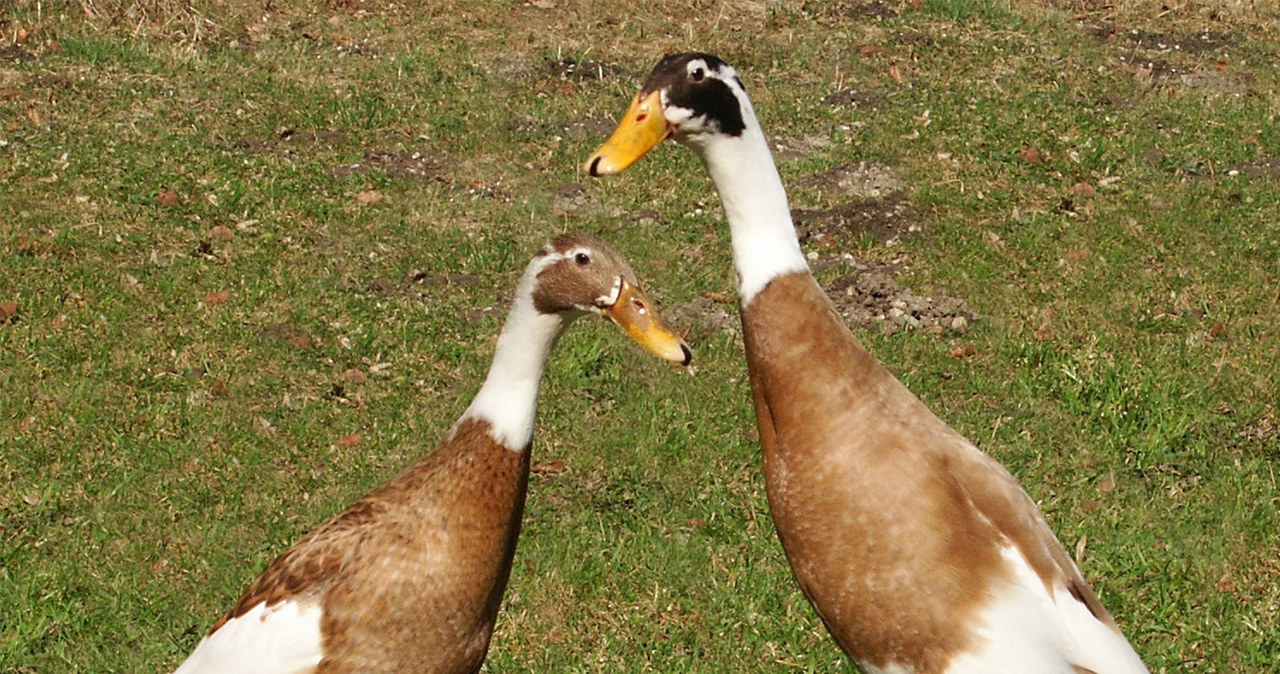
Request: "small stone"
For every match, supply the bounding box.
[951,316,968,331]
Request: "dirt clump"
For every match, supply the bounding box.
[793,194,915,248]
[801,162,905,199]
[664,295,738,338]
[1231,159,1280,178]
[334,149,452,181]
[1089,25,1234,54]
[823,262,973,335]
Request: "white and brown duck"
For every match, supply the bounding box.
[585,53,1147,674]
[172,234,690,674]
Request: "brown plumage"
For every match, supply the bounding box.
[213,418,526,673]
[586,53,1146,673]
[173,235,690,674]
[743,272,1117,669]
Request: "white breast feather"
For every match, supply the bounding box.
[173,600,324,674]
[944,545,1148,674]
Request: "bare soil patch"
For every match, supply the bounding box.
[258,322,315,351]
[792,194,915,248]
[1231,159,1280,178]
[665,296,738,338]
[802,0,899,21]
[823,262,973,335]
[800,161,905,199]
[1,44,36,63]
[552,182,592,213]
[334,149,453,181]
[769,135,834,162]
[1089,25,1235,54]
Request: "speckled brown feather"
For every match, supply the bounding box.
[741,272,1120,672]
[213,418,528,674]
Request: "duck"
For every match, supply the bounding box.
[172,234,691,674]
[584,53,1147,674]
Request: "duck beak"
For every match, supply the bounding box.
[584,90,670,177]
[603,278,691,366]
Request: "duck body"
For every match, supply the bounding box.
[744,271,1136,673]
[174,235,690,674]
[587,53,1146,673]
[177,418,526,674]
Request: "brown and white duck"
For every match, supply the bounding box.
[585,53,1147,674]
[172,234,691,674]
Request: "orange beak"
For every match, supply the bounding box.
[602,278,691,366]
[583,90,671,177]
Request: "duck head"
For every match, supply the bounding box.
[527,234,692,366]
[585,52,754,176]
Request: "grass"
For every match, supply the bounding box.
[2,0,1278,671]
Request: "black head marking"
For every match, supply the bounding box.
[641,52,746,138]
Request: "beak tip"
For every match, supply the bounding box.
[586,155,603,177]
[679,343,693,366]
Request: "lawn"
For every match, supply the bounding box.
[1,0,1277,671]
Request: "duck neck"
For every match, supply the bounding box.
[692,121,808,306]
[462,290,566,451]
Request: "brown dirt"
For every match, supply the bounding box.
[823,262,973,335]
[792,194,916,248]
[664,296,738,338]
[801,0,899,21]
[800,161,905,199]
[1089,25,1235,54]
[1088,23,1250,94]
[333,149,453,181]
[564,117,617,140]
[552,182,593,213]
[769,135,835,162]
[258,322,315,351]
[848,1,899,20]
[1,44,36,63]
[1231,159,1280,178]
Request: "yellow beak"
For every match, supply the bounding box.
[603,278,691,366]
[583,90,670,177]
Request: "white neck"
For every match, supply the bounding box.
[686,108,808,306]
[461,266,567,451]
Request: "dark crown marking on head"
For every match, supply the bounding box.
[643,52,746,138]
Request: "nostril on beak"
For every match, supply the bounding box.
[588,156,603,177]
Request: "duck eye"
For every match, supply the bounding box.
[690,67,705,82]
[574,252,591,266]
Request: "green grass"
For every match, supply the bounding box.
[2,0,1278,671]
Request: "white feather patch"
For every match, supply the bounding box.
[461,251,567,450]
[673,82,808,307]
[944,545,1147,674]
[173,600,324,674]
